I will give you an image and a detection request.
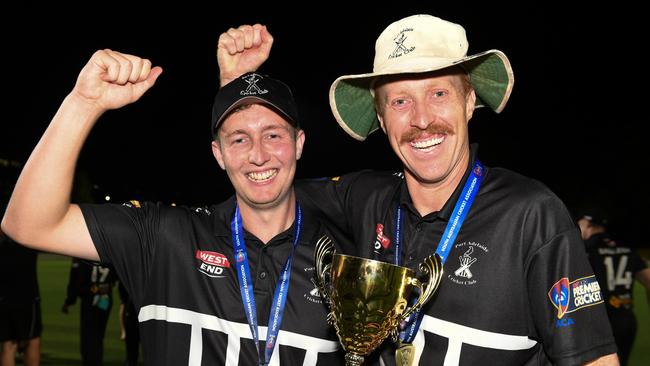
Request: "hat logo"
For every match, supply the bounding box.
[240,73,268,96]
[389,28,415,59]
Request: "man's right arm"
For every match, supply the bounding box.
[1,49,161,261]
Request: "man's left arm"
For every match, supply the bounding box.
[523,195,618,366]
[582,353,619,366]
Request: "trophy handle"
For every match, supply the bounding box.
[314,235,335,301]
[401,253,444,321]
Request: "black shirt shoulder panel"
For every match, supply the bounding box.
[482,167,577,253]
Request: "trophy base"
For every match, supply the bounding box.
[344,352,365,366]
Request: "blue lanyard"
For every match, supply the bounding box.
[231,203,302,365]
[397,161,484,343]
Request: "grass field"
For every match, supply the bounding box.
[629,250,650,366]
[28,254,650,365]
[632,286,650,365]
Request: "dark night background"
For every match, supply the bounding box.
[1,5,646,246]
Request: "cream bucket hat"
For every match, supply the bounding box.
[329,14,514,140]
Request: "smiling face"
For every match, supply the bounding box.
[212,104,304,210]
[374,68,476,187]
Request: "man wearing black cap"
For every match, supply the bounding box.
[577,212,650,366]
[1,45,345,364]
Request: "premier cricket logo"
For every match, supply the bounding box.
[240,73,268,96]
[196,250,230,278]
[548,275,603,319]
[389,28,416,59]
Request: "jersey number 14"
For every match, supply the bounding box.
[603,255,632,291]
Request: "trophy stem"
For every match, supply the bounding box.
[344,353,365,366]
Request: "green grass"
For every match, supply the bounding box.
[629,281,649,366]
[31,254,650,365]
[36,254,137,365]
[629,251,650,366]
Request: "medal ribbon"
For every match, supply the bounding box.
[231,202,302,365]
[396,161,484,343]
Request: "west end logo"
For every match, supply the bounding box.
[240,73,268,96]
[389,28,416,59]
[448,242,488,286]
[196,250,230,278]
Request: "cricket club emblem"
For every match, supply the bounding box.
[454,247,477,279]
[240,73,268,96]
[389,28,416,59]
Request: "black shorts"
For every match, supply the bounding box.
[0,300,42,341]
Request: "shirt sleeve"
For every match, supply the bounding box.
[524,197,617,366]
[79,201,161,308]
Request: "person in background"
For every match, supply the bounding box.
[0,228,41,366]
[118,281,140,366]
[61,258,116,366]
[577,210,650,366]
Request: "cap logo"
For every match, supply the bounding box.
[240,73,268,96]
[389,28,415,59]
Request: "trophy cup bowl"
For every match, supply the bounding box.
[314,236,443,366]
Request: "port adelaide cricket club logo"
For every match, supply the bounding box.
[303,267,323,304]
[240,73,268,96]
[389,28,415,59]
[195,250,230,278]
[447,242,488,286]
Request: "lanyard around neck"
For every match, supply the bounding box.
[396,160,484,343]
[231,202,302,365]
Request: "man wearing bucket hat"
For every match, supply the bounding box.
[219,15,618,366]
[577,210,650,366]
[1,42,346,363]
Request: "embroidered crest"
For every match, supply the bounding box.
[240,73,268,96]
[447,242,488,286]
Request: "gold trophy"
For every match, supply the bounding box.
[314,236,443,366]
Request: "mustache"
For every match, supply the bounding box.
[400,124,454,144]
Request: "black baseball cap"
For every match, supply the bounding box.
[211,72,299,138]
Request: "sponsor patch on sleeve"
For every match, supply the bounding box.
[548,275,603,319]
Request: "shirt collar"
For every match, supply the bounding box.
[211,196,295,247]
[398,144,481,221]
